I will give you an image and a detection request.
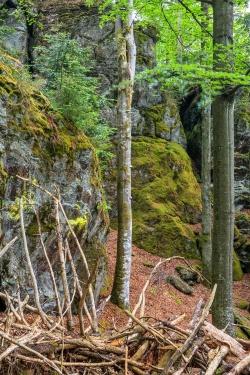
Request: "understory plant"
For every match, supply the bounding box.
[34,32,113,162]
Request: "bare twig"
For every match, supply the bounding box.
[0,328,62,374]
[65,239,94,332]
[35,208,63,317]
[0,237,18,259]
[19,198,51,329]
[0,330,40,361]
[54,198,73,330]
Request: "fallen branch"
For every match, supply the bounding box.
[228,353,250,375]
[0,328,62,374]
[203,321,246,359]
[162,284,217,374]
[205,345,229,375]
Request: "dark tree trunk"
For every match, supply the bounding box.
[212,0,235,335]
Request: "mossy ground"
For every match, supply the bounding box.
[131,137,201,257]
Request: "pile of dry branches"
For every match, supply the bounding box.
[0,177,250,374]
[0,285,249,374]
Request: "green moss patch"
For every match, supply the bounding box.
[0,53,93,161]
[132,137,201,257]
[233,251,243,281]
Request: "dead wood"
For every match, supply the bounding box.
[0,237,18,259]
[55,198,73,331]
[205,345,229,375]
[203,321,246,359]
[162,284,217,374]
[227,353,250,375]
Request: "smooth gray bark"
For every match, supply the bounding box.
[201,104,212,278]
[111,1,136,309]
[200,2,212,279]
[212,0,235,335]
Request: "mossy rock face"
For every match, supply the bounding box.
[233,251,244,281]
[234,224,250,273]
[0,54,109,309]
[131,137,201,257]
[141,99,186,145]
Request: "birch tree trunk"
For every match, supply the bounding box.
[201,104,212,279]
[200,2,212,280]
[212,0,235,335]
[111,0,136,309]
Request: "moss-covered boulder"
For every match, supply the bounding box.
[234,223,250,273]
[0,54,109,309]
[131,137,201,257]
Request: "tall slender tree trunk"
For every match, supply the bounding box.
[201,104,212,279]
[200,2,212,279]
[111,0,136,309]
[212,0,235,335]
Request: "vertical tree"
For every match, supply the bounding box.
[200,2,212,280]
[212,0,235,335]
[111,0,136,308]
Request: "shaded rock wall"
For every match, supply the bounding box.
[180,89,250,212]
[0,0,29,62]
[0,55,109,309]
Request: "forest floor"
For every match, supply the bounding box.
[99,230,250,330]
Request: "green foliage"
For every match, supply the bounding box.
[34,32,113,161]
[15,0,38,26]
[134,0,250,100]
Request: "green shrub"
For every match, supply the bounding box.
[34,32,113,161]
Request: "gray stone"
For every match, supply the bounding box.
[0,98,7,127]
[166,275,193,295]
[1,6,28,62]
[0,57,109,311]
[175,266,199,285]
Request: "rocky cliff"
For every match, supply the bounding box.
[0,53,109,309]
[2,0,248,265]
[31,0,201,258]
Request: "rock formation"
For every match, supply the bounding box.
[0,53,109,309]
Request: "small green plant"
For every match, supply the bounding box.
[34,32,113,162]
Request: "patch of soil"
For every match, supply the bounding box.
[99,230,250,330]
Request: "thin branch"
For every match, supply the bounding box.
[0,237,18,259]
[160,1,190,49]
[205,346,230,375]
[19,198,51,329]
[177,0,213,38]
[54,198,73,331]
[35,209,63,317]
[0,329,62,374]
